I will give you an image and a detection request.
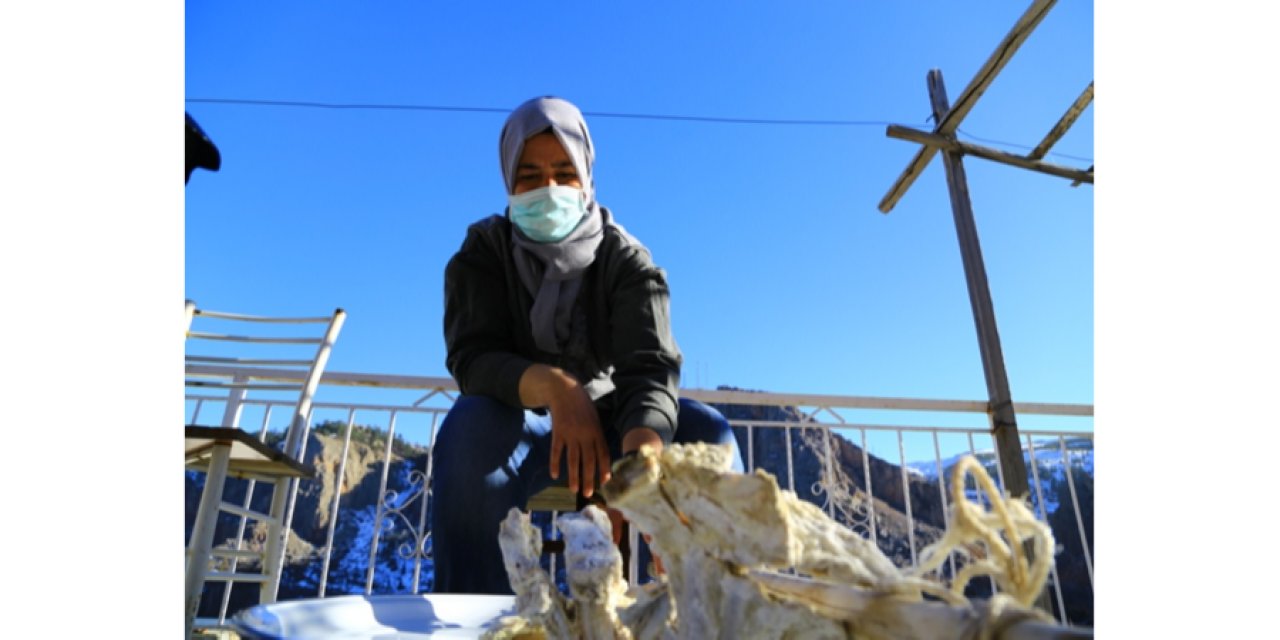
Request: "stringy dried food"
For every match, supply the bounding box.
[483,443,1088,640]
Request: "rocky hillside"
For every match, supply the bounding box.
[712,394,950,568]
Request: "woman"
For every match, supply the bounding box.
[432,96,742,594]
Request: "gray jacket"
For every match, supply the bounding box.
[443,211,682,443]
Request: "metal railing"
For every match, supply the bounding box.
[185,364,1094,627]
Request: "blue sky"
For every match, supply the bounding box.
[184,1,1094,424]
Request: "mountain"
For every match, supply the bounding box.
[908,436,1094,493]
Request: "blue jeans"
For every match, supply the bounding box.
[430,394,743,594]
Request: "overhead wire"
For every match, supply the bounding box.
[956,127,1093,164]
[185,97,893,127]
[184,97,1093,164]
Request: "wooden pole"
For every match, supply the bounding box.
[1071,165,1093,188]
[927,68,1052,615]
[1029,81,1094,161]
[886,125,1093,184]
[925,69,1031,502]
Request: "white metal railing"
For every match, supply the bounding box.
[185,365,1094,627]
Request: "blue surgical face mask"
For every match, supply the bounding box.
[508,185,587,243]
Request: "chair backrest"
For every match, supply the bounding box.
[185,301,346,459]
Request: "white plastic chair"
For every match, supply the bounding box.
[184,301,345,637]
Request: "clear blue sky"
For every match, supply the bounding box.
[184,1,1094,421]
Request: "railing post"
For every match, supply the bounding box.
[186,444,231,638]
[219,374,249,429]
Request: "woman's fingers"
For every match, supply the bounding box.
[544,384,611,498]
[579,442,597,498]
[550,430,609,498]
[596,438,613,485]
[567,438,582,495]
[550,428,563,481]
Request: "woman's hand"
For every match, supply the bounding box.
[520,364,611,498]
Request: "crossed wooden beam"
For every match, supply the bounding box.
[879,0,1091,216]
[876,0,1092,505]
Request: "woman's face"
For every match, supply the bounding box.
[512,132,583,194]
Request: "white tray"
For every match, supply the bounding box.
[232,593,517,639]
